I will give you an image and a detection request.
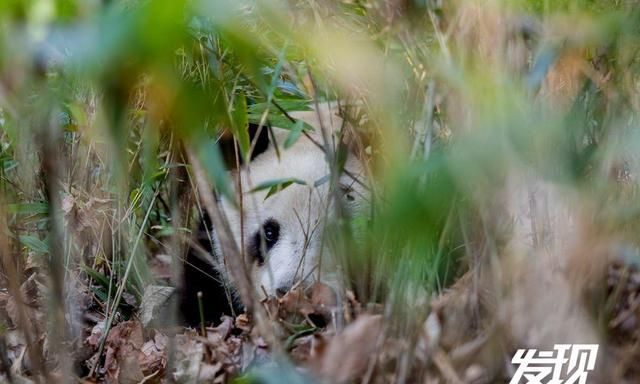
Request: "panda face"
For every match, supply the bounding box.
[216,106,369,298]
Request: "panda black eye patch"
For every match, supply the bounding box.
[249,219,280,265]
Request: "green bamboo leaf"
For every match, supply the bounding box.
[1,158,18,172]
[83,265,111,289]
[284,119,305,149]
[19,235,49,254]
[91,287,109,303]
[247,114,314,132]
[248,100,311,114]
[8,202,49,215]
[250,178,307,200]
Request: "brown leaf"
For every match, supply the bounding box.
[5,273,46,335]
[235,314,251,333]
[139,331,168,375]
[289,335,314,363]
[198,362,223,381]
[309,282,338,319]
[276,282,338,324]
[317,314,383,382]
[172,331,204,383]
[279,287,314,318]
[117,354,144,384]
[206,316,233,344]
[61,193,75,215]
[86,321,106,348]
[138,285,175,327]
[102,321,145,381]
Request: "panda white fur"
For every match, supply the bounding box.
[181,103,369,324]
[218,103,369,296]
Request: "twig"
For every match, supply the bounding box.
[197,292,207,337]
[39,126,71,381]
[186,149,253,311]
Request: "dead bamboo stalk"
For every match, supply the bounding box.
[186,148,254,312]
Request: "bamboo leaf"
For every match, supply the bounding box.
[284,119,305,149]
[250,178,307,200]
[8,202,49,215]
[19,235,49,254]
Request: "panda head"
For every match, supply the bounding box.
[217,104,369,298]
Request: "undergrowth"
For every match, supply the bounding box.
[1,0,640,382]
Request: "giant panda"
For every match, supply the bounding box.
[180,103,370,325]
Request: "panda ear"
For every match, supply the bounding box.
[247,122,271,160]
[219,122,271,170]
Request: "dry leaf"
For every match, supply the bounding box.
[86,321,106,348]
[139,331,168,375]
[139,285,175,327]
[173,331,204,384]
[318,314,383,382]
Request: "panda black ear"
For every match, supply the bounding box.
[219,122,271,169]
[247,122,270,161]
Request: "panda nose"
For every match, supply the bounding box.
[275,286,290,297]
